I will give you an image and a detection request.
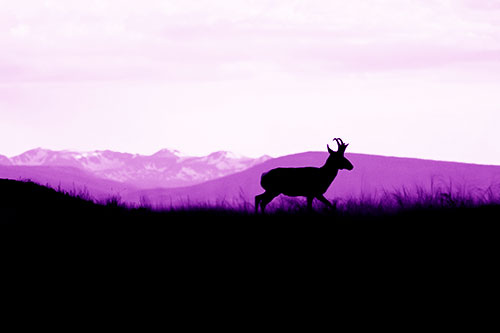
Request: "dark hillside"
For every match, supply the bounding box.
[0,178,122,224]
[2,177,500,281]
[0,164,137,201]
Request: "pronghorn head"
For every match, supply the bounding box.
[326,138,354,171]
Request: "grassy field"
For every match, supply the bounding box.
[2,178,500,225]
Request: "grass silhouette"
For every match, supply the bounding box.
[2,178,500,225]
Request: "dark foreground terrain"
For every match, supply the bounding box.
[2,178,499,236]
[2,178,498,306]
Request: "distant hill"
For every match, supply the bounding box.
[124,152,500,206]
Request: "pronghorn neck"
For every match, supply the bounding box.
[320,163,339,181]
[321,156,340,172]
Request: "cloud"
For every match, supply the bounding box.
[461,0,500,10]
[1,0,500,83]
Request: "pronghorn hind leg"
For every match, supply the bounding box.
[255,193,265,213]
[256,191,278,213]
[307,196,314,211]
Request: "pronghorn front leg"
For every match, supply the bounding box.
[316,195,335,209]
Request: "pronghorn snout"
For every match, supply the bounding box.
[342,158,354,171]
[344,164,354,171]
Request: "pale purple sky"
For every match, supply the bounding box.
[1,0,500,164]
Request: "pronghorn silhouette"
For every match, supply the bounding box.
[255,138,353,213]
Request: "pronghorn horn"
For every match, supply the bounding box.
[333,138,349,153]
[334,138,347,146]
[333,138,342,148]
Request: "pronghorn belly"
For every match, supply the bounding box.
[281,189,318,197]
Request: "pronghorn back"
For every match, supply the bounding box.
[260,167,330,197]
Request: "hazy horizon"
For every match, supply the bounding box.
[1,0,499,164]
[3,145,500,167]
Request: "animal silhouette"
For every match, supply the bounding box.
[255,138,353,213]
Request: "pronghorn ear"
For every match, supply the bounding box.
[327,144,334,154]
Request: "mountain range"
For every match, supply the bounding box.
[0,148,270,189]
[1,148,500,207]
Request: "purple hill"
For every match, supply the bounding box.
[124,152,500,207]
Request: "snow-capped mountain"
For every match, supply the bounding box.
[3,148,271,188]
[0,154,11,165]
